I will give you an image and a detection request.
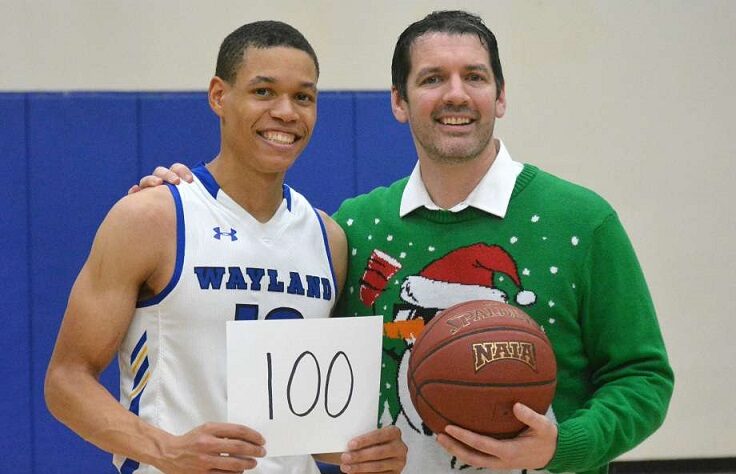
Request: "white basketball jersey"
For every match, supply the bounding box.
[114,165,336,473]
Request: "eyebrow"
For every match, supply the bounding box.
[247,75,317,91]
[465,64,491,73]
[415,64,491,79]
[248,75,276,86]
[414,67,442,79]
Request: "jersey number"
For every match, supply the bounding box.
[234,303,303,321]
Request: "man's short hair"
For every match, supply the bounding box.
[391,10,504,100]
[215,20,319,84]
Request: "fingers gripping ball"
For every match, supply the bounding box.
[407,300,557,438]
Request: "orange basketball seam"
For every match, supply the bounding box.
[412,384,453,430]
[412,384,530,438]
[415,378,557,390]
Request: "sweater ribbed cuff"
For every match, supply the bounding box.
[546,418,590,473]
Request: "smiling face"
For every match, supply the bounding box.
[210,46,318,175]
[391,33,506,165]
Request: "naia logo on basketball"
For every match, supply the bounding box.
[213,226,238,241]
[472,341,537,372]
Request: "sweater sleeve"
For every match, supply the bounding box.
[546,213,674,472]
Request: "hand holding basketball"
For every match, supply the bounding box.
[436,402,558,470]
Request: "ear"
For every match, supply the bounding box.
[495,85,507,119]
[391,87,409,123]
[208,76,227,117]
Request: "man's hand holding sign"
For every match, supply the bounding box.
[227,316,406,473]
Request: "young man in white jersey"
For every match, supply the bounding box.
[45,21,406,474]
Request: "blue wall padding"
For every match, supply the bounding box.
[0,94,33,473]
[354,92,416,195]
[139,93,219,177]
[0,91,415,473]
[27,93,140,473]
[289,92,356,213]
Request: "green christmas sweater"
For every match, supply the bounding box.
[333,165,673,474]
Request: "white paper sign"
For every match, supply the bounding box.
[226,316,383,457]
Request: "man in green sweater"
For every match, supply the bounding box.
[331,10,673,474]
[136,10,673,474]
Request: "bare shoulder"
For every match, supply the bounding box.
[91,186,177,285]
[107,185,175,232]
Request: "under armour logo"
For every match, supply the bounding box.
[213,227,238,241]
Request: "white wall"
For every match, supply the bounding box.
[2,0,735,461]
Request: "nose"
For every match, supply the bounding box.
[443,75,470,105]
[270,95,298,122]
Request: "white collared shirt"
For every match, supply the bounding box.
[399,139,523,218]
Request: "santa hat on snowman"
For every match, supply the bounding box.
[400,243,536,310]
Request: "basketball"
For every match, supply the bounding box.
[407,299,557,438]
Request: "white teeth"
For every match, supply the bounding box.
[261,131,296,144]
[440,117,471,125]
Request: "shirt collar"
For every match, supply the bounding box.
[399,139,523,218]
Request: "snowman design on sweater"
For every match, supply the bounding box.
[359,243,556,471]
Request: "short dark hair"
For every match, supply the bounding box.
[215,20,319,84]
[391,10,504,101]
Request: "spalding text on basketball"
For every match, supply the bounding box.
[445,306,527,335]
